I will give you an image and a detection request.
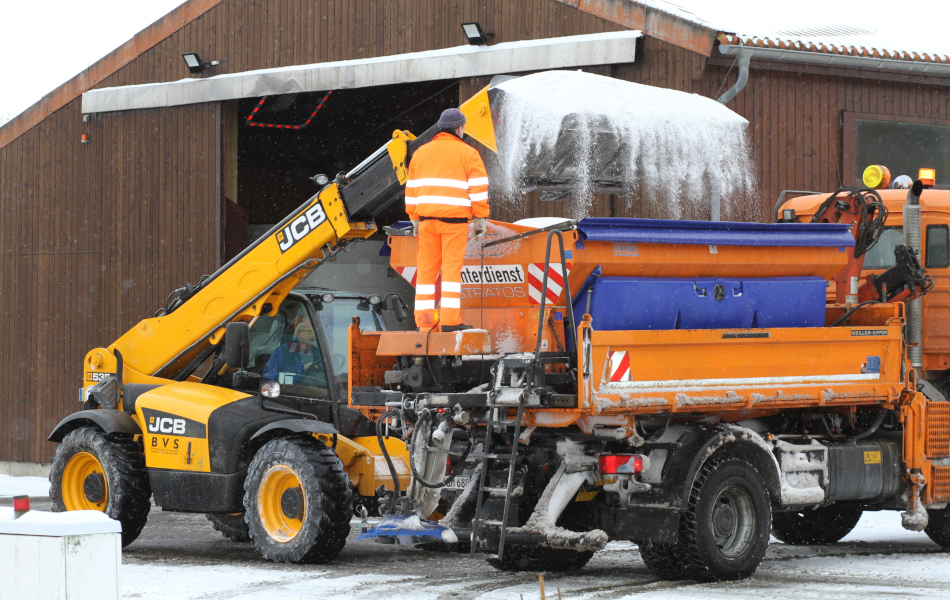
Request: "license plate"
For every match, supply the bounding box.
[444,476,470,490]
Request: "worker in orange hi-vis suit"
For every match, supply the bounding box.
[405,108,490,332]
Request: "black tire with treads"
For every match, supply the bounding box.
[244,436,352,564]
[772,504,863,545]
[638,540,688,580]
[489,545,594,572]
[207,513,252,542]
[49,426,151,547]
[925,506,950,548]
[678,458,771,581]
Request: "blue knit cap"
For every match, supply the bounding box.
[437,108,466,130]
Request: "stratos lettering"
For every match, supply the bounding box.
[276,202,328,253]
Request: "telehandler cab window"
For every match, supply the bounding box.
[311,295,383,393]
[247,301,329,393]
[862,227,904,270]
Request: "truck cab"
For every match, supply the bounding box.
[779,181,950,385]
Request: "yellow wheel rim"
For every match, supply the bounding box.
[258,465,306,543]
[62,452,108,511]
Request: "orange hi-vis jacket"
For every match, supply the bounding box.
[405,132,490,220]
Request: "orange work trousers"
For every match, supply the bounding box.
[414,220,469,329]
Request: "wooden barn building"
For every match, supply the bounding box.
[3,0,950,466]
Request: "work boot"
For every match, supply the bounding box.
[442,324,473,332]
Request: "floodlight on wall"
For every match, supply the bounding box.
[461,22,494,46]
[182,52,219,74]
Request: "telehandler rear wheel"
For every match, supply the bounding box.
[206,513,251,542]
[771,504,863,545]
[244,436,352,564]
[678,458,771,581]
[49,426,151,547]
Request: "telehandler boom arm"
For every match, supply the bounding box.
[82,87,497,388]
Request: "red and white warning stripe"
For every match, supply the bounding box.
[609,351,631,382]
[527,262,572,305]
[396,266,417,287]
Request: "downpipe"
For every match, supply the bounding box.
[717,50,751,105]
[904,180,924,373]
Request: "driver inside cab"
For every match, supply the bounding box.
[262,321,326,387]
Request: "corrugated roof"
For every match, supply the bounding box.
[635,0,950,66]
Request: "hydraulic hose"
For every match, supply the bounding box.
[852,409,889,440]
[409,410,473,489]
[830,300,880,327]
[376,410,402,515]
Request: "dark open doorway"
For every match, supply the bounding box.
[234,79,459,236]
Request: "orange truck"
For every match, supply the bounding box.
[350,180,950,582]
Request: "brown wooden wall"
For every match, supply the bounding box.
[707,61,950,219]
[0,0,628,464]
[4,0,950,463]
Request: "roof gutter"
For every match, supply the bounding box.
[718,43,950,79]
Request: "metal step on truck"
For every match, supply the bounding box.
[350,179,946,581]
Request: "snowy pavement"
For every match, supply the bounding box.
[0,474,50,497]
[2,476,946,599]
[118,510,946,600]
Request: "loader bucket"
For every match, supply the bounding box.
[480,70,752,207]
[355,514,458,546]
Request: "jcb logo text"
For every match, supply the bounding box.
[276,202,327,253]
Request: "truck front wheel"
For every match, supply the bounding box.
[678,458,771,581]
[49,426,151,547]
[244,437,352,563]
[924,506,950,548]
[771,505,862,545]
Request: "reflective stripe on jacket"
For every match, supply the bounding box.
[405,132,490,220]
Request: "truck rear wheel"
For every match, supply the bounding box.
[489,545,594,572]
[244,436,352,563]
[924,506,950,548]
[772,505,862,545]
[678,458,771,581]
[638,540,688,580]
[49,426,151,547]
[206,513,251,542]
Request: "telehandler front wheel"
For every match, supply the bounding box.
[49,426,151,547]
[244,436,352,564]
[206,513,251,542]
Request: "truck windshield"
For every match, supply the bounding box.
[862,227,904,270]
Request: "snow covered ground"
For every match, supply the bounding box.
[1,476,944,599]
[118,511,946,600]
[0,474,50,497]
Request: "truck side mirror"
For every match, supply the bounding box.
[225,322,250,370]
